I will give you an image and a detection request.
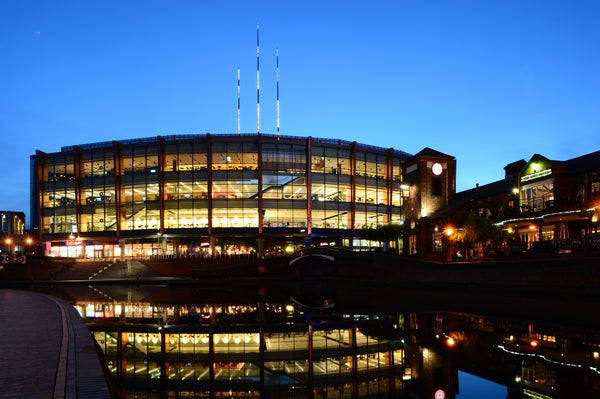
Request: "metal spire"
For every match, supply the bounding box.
[277,48,280,138]
[237,68,241,135]
[256,23,260,134]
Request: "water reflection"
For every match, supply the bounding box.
[48,281,600,398]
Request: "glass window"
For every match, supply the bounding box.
[520,180,554,212]
[431,177,442,196]
[263,143,307,227]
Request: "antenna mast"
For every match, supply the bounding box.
[277,48,280,139]
[237,68,241,135]
[256,23,260,134]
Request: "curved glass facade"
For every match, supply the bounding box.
[32,134,410,256]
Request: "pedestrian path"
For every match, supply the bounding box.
[0,289,112,399]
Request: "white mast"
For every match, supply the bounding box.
[237,68,241,135]
[256,22,260,134]
[277,48,280,139]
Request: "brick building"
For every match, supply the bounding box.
[423,150,600,259]
[401,148,456,255]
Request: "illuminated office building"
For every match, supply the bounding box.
[30,133,447,258]
[0,211,25,235]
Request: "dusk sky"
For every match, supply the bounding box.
[1,1,599,220]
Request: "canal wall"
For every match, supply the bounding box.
[331,251,600,295]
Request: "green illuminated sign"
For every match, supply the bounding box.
[521,168,552,182]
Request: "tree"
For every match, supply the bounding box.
[358,223,404,253]
[452,213,500,259]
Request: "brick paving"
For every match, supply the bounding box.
[0,289,112,399]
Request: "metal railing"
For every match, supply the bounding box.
[62,133,413,158]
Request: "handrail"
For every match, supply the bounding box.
[61,133,412,158]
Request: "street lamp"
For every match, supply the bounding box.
[442,227,454,262]
[4,237,12,255]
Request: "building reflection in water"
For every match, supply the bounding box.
[59,284,600,399]
[86,302,406,398]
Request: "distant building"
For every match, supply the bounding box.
[0,211,25,235]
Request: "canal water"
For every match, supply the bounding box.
[46,279,600,398]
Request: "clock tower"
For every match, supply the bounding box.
[401,148,456,255]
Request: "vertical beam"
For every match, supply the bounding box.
[34,151,46,240]
[258,133,264,235]
[259,325,265,397]
[157,136,165,234]
[350,142,357,231]
[308,323,314,399]
[207,134,214,254]
[209,326,215,399]
[350,324,359,399]
[388,343,395,397]
[74,146,82,237]
[113,141,122,239]
[160,327,167,399]
[387,148,394,223]
[117,327,125,399]
[257,22,260,134]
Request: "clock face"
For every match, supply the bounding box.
[432,163,443,176]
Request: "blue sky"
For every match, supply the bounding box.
[1,1,599,218]
[457,371,506,398]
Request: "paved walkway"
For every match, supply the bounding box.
[0,289,112,399]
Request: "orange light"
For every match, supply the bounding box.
[5,238,11,245]
[530,341,538,347]
[445,228,454,236]
[529,225,536,231]
[446,337,455,346]
[26,238,33,244]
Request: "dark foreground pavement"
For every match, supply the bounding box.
[0,289,112,399]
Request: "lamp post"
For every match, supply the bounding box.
[26,237,32,254]
[443,228,453,262]
[5,237,13,255]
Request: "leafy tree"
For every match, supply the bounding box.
[358,223,404,253]
[451,213,500,259]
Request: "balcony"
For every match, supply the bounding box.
[520,195,554,213]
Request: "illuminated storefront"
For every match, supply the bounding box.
[501,153,600,252]
[31,133,412,257]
